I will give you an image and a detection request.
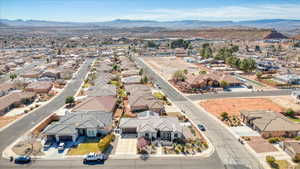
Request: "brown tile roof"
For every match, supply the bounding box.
[25,81,53,90]
[240,110,300,132]
[0,92,36,111]
[0,83,15,92]
[72,96,117,112]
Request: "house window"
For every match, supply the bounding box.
[145,133,149,138]
[174,133,178,138]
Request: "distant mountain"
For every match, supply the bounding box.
[1,19,300,30]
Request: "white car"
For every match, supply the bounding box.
[84,152,107,162]
[57,142,65,151]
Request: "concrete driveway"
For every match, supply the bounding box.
[115,137,137,155]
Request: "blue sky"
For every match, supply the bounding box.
[1,0,300,22]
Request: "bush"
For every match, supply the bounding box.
[295,136,300,140]
[293,156,300,163]
[98,134,115,152]
[268,137,281,144]
[266,155,275,164]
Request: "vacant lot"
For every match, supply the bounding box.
[144,57,199,80]
[0,115,21,129]
[199,98,284,117]
[268,96,300,112]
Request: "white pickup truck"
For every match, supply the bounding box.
[83,152,107,162]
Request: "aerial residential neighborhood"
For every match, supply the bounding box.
[1,1,300,169]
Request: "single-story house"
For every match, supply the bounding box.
[275,74,300,85]
[0,92,36,115]
[240,110,300,138]
[121,75,142,85]
[121,69,140,77]
[42,111,112,142]
[119,111,182,141]
[128,92,164,114]
[72,96,117,112]
[87,84,117,97]
[21,71,41,78]
[281,141,300,160]
[25,81,53,93]
[0,83,16,97]
[41,69,61,79]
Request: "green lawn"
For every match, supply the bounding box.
[287,116,300,122]
[67,138,100,155]
[271,160,290,169]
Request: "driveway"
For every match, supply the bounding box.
[115,137,137,155]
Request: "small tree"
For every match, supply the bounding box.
[9,73,17,81]
[172,70,186,82]
[256,72,262,79]
[286,108,295,117]
[141,76,148,84]
[220,112,229,121]
[139,68,144,75]
[65,96,75,105]
[266,155,275,164]
[220,81,228,88]
[183,69,188,74]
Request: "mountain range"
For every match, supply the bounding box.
[1,19,300,30]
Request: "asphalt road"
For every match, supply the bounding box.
[135,57,264,169]
[187,89,292,100]
[0,154,224,169]
[0,58,93,154]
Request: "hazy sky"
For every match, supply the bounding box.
[1,0,300,22]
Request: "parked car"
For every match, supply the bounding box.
[197,124,206,131]
[58,142,65,151]
[83,152,107,162]
[14,156,31,164]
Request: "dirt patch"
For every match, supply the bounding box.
[12,140,44,156]
[199,98,285,117]
[144,57,198,80]
[247,136,278,153]
[268,96,300,112]
[0,115,22,129]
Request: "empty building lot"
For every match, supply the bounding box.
[199,98,285,117]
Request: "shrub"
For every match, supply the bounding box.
[293,156,300,163]
[286,108,295,117]
[266,155,275,165]
[98,134,115,152]
[295,136,300,140]
[268,137,281,144]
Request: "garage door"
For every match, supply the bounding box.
[59,135,73,141]
[122,128,137,138]
[122,128,137,134]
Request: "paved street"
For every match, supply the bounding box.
[136,57,264,169]
[0,153,224,169]
[0,58,94,155]
[187,89,292,100]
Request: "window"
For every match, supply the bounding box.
[145,133,149,138]
[174,133,178,138]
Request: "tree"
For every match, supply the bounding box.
[57,49,62,55]
[170,39,190,49]
[220,81,228,88]
[255,45,261,52]
[141,76,148,84]
[231,45,239,52]
[172,70,186,82]
[256,72,263,79]
[286,108,295,117]
[112,64,119,71]
[146,41,159,48]
[183,69,188,74]
[65,96,75,105]
[9,73,17,81]
[139,68,144,75]
[220,112,229,121]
